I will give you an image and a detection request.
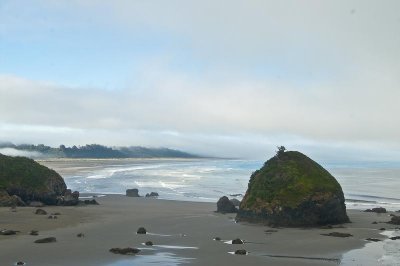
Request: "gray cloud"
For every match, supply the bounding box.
[0,1,399,160]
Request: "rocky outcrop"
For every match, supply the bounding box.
[126,189,140,197]
[0,154,67,205]
[237,150,349,227]
[216,196,237,213]
[365,207,387,213]
[57,189,80,206]
[145,192,159,197]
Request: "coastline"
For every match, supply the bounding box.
[0,195,395,266]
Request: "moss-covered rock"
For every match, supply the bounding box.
[237,151,349,226]
[0,154,67,205]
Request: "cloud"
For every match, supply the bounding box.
[0,148,43,158]
[0,1,399,160]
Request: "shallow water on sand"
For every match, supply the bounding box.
[340,230,400,266]
[106,252,195,266]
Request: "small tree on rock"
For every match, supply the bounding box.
[276,146,286,157]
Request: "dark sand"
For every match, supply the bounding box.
[0,195,395,266]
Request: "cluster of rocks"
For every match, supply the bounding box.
[216,196,241,213]
[364,207,387,213]
[126,189,159,198]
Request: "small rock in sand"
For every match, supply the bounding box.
[390,236,400,240]
[16,261,25,265]
[321,232,353,238]
[235,249,247,255]
[372,221,378,224]
[35,209,47,215]
[379,228,386,230]
[214,237,221,241]
[232,238,244,244]
[137,227,147,234]
[30,230,39,236]
[0,229,19,235]
[109,247,141,255]
[145,241,153,246]
[34,237,56,243]
[77,233,85,238]
[366,238,381,242]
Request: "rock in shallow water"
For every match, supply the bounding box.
[237,150,349,227]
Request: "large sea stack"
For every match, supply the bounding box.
[237,149,349,226]
[0,154,67,205]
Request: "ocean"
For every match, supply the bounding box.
[39,158,400,211]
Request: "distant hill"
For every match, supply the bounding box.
[0,143,202,159]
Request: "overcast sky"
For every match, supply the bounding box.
[0,0,399,161]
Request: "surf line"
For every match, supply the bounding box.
[259,254,340,262]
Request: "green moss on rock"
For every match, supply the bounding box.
[237,151,349,226]
[0,154,67,204]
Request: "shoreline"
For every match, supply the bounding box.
[0,195,396,266]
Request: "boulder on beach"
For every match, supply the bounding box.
[232,238,244,244]
[126,189,140,197]
[235,249,247,255]
[58,189,80,206]
[230,198,241,207]
[216,196,237,213]
[137,227,147,234]
[0,154,70,205]
[237,149,350,227]
[388,215,400,225]
[35,208,47,215]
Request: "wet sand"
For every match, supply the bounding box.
[0,195,396,266]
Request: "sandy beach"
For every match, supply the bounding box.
[0,195,396,266]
